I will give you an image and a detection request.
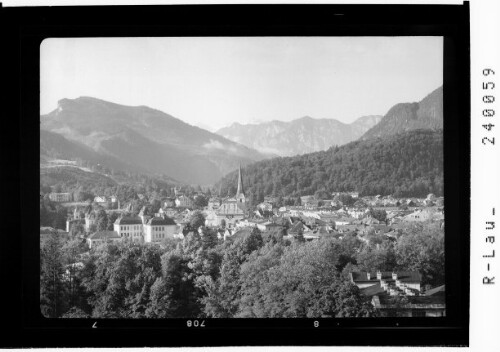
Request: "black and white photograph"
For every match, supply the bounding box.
[0,0,476,347]
[39,36,447,320]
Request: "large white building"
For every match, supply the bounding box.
[144,216,178,243]
[114,216,144,242]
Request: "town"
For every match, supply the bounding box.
[40,165,445,318]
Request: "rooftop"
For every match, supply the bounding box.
[360,282,387,297]
[231,227,254,239]
[146,216,177,226]
[88,230,120,240]
[376,295,445,308]
[350,271,421,283]
[425,285,445,296]
[114,216,142,225]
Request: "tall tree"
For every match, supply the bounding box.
[40,231,67,318]
[106,212,119,231]
[189,210,206,230]
[194,195,208,209]
[61,238,89,311]
[395,222,445,287]
[146,250,202,318]
[93,209,108,232]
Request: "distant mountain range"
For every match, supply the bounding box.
[216,115,383,157]
[40,97,269,185]
[40,86,443,187]
[360,86,443,140]
[216,86,443,157]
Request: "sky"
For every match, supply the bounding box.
[41,37,443,131]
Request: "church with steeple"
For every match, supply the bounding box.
[215,165,247,226]
[235,164,246,204]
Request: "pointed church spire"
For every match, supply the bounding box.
[236,164,244,196]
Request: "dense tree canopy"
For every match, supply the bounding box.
[41,220,444,318]
[394,222,445,286]
[217,130,443,203]
[188,211,206,231]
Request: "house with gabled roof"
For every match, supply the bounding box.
[288,220,305,236]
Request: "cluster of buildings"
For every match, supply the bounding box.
[60,165,444,254]
[47,191,120,209]
[85,213,179,249]
[205,165,247,227]
[45,165,448,319]
[350,270,445,317]
[80,166,249,248]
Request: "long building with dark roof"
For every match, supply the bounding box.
[87,230,121,249]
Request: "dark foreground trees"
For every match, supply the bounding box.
[40,221,444,318]
[394,222,445,287]
[233,238,375,318]
[40,231,67,318]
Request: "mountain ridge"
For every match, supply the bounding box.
[360,86,443,140]
[40,97,269,185]
[216,114,383,157]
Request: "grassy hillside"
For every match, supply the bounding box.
[40,166,118,190]
[40,97,269,185]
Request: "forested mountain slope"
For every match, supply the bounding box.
[217,129,443,200]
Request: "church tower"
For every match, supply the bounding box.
[235,164,246,204]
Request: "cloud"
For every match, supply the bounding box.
[203,139,237,153]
